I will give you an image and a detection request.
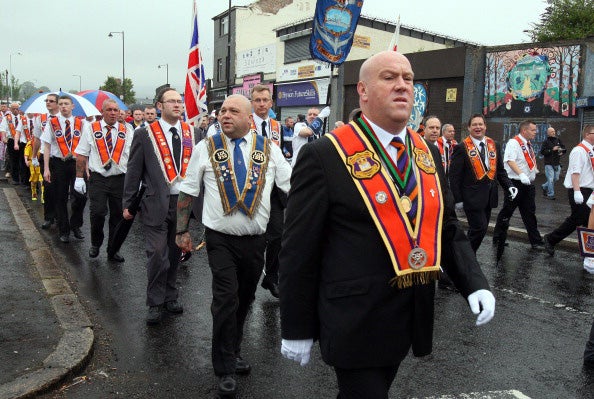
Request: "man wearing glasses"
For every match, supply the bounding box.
[123,88,194,326]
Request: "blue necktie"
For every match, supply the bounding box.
[232,138,247,190]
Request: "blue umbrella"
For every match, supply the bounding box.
[21,91,101,117]
[77,90,128,111]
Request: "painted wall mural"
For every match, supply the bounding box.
[408,83,427,131]
[484,46,580,118]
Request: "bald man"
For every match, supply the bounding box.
[279,51,495,398]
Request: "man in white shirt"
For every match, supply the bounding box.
[175,94,291,398]
[291,107,320,165]
[493,120,545,249]
[75,99,134,261]
[0,103,23,185]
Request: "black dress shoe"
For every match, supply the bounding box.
[146,306,162,326]
[164,299,183,314]
[218,374,237,396]
[72,227,84,239]
[543,234,555,256]
[41,220,53,229]
[59,235,70,243]
[235,357,251,375]
[89,246,100,258]
[261,278,280,298]
[531,241,545,250]
[108,252,125,263]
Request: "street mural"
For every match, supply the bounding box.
[408,83,427,131]
[484,46,580,118]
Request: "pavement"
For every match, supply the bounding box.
[0,172,581,399]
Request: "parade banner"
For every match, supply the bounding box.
[577,227,594,258]
[310,0,364,66]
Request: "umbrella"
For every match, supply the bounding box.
[78,90,128,111]
[21,91,101,117]
[107,185,146,258]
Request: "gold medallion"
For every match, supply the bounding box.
[408,247,428,270]
[400,195,412,213]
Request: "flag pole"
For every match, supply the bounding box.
[388,15,401,51]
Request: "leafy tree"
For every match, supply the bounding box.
[10,76,22,101]
[526,0,594,42]
[21,81,38,99]
[100,76,136,104]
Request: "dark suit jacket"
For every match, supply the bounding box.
[279,131,490,369]
[449,140,512,210]
[123,126,176,227]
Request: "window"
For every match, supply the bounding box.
[217,58,224,82]
[284,36,311,64]
[220,16,229,36]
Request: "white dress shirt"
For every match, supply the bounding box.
[0,114,22,139]
[40,114,77,158]
[180,132,292,236]
[503,135,537,181]
[470,136,489,170]
[563,140,594,189]
[365,117,407,163]
[76,120,134,176]
[154,119,183,195]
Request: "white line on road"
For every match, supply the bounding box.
[416,389,531,398]
[497,287,592,316]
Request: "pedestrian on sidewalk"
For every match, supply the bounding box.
[543,124,594,256]
[540,126,566,200]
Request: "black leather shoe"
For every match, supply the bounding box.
[543,235,555,256]
[218,374,237,396]
[72,227,84,239]
[108,253,125,263]
[235,357,251,375]
[146,306,162,326]
[89,246,99,258]
[261,278,280,298]
[41,220,53,229]
[59,235,70,243]
[531,241,545,250]
[164,299,183,314]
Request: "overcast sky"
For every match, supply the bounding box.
[4,0,548,100]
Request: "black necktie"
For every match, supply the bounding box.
[479,142,487,168]
[171,127,181,172]
[261,121,267,137]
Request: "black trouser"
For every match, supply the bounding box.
[585,318,594,365]
[142,195,180,307]
[493,181,542,245]
[6,138,19,183]
[49,157,86,236]
[263,191,284,284]
[334,364,400,399]
[17,141,29,184]
[547,187,593,246]
[464,204,493,252]
[88,172,125,252]
[205,228,266,376]
[39,154,55,222]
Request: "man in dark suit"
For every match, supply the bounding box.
[449,114,515,252]
[123,88,194,325]
[279,51,495,398]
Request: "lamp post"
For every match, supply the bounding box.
[9,51,22,100]
[108,31,125,101]
[158,64,169,85]
[72,74,82,92]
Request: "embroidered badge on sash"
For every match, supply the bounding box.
[346,150,381,179]
[413,147,436,174]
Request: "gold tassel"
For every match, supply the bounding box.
[389,270,440,288]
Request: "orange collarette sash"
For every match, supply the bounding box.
[514,135,536,170]
[50,117,82,157]
[578,143,594,172]
[463,136,497,180]
[20,115,32,143]
[89,121,127,166]
[146,121,194,184]
[327,120,443,288]
[5,114,17,139]
[251,118,281,147]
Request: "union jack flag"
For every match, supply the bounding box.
[184,0,208,126]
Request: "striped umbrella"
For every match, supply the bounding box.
[77,90,128,111]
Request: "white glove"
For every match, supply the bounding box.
[518,173,531,185]
[508,186,518,200]
[31,157,40,167]
[587,194,594,209]
[467,289,495,326]
[584,257,594,274]
[318,106,331,119]
[574,191,584,204]
[281,338,313,366]
[455,202,464,211]
[74,177,86,195]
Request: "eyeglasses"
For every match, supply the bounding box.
[44,99,56,103]
[161,100,184,105]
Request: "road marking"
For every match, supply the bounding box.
[416,390,531,398]
[497,287,592,316]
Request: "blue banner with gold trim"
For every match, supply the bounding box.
[310,0,364,66]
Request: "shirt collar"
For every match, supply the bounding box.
[252,113,268,126]
[364,116,408,149]
[470,136,486,147]
[158,119,181,134]
[581,140,593,150]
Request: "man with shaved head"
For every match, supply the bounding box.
[175,94,292,397]
[279,51,495,397]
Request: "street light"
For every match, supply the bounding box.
[9,51,22,100]
[158,64,169,85]
[108,31,125,101]
[72,74,82,92]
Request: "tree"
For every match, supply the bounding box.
[20,81,38,99]
[100,76,136,104]
[526,0,594,42]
